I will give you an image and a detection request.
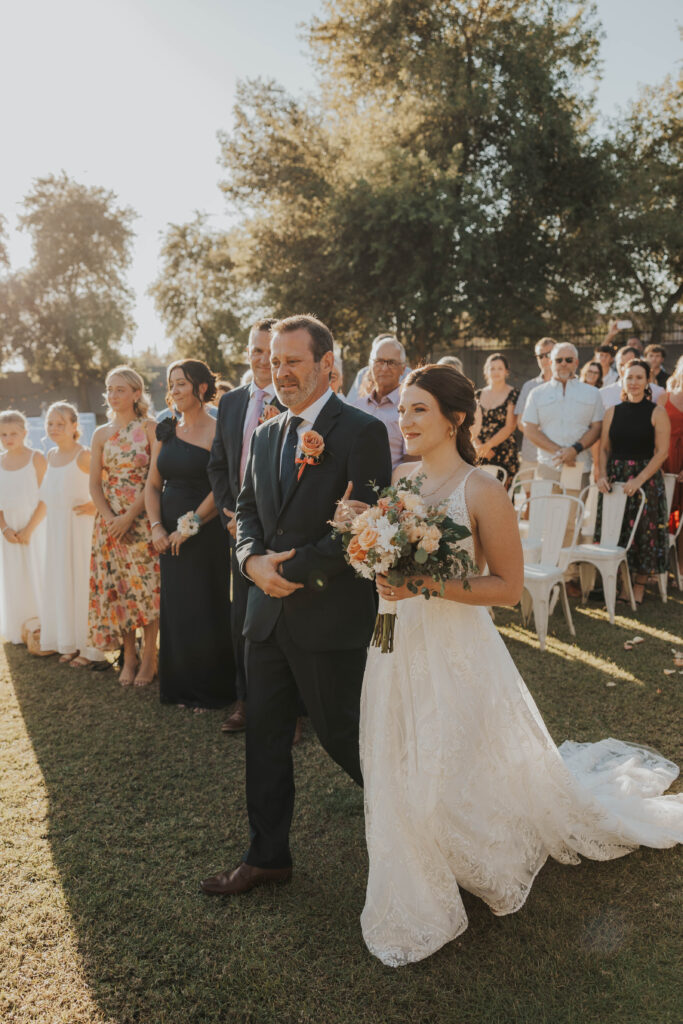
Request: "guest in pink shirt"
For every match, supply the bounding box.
[349,337,410,468]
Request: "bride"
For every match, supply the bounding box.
[341,364,683,968]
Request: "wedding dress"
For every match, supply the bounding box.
[359,468,683,967]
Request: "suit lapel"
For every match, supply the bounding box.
[277,394,343,519]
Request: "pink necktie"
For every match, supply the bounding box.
[240,388,265,482]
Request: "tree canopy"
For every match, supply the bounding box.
[0,173,136,387]
[148,213,245,374]
[590,73,683,344]
[207,0,681,363]
[214,1,616,361]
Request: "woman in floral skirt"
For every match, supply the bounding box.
[472,353,519,484]
[596,359,671,604]
[88,367,160,685]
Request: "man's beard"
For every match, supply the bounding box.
[274,371,319,409]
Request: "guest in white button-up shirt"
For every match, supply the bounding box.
[521,342,603,476]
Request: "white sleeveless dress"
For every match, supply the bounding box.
[0,452,46,643]
[39,451,104,660]
[360,469,683,967]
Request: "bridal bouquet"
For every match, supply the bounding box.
[333,475,477,653]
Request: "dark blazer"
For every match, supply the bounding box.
[207,385,284,529]
[235,393,392,651]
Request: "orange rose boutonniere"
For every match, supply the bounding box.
[259,402,280,425]
[295,430,325,480]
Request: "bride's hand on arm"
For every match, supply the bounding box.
[377,573,436,602]
[333,481,370,528]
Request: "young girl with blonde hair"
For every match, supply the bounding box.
[0,410,47,643]
[39,402,105,666]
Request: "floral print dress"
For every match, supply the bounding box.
[475,387,520,480]
[88,419,160,650]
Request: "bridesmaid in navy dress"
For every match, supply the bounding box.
[145,359,235,709]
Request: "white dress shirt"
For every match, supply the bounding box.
[281,388,334,469]
[522,378,604,468]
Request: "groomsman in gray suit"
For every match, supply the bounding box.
[208,318,284,731]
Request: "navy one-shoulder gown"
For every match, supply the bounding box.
[157,421,235,708]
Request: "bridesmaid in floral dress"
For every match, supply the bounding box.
[88,367,160,686]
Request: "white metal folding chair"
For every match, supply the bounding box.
[518,494,583,651]
[567,483,645,624]
[509,468,536,509]
[479,463,508,486]
[516,478,565,561]
[577,481,599,544]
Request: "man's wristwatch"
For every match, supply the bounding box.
[572,442,583,454]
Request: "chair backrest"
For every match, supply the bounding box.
[520,494,584,567]
[577,484,599,540]
[511,469,559,498]
[663,473,676,516]
[597,482,646,549]
[480,463,508,485]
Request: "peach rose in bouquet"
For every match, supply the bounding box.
[332,473,476,651]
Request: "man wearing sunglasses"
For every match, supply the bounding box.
[521,342,603,496]
[515,337,556,476]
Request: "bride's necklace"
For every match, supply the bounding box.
[420,465,466,498]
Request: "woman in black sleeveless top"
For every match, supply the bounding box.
[596,359,671,603]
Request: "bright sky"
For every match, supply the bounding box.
[1,0,680,357]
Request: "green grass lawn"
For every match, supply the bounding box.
[1,594,681,1024]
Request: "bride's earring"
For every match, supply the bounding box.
[449,428,455,438]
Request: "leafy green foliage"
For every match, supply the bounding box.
[0,173,136,385]
[217,1,617,361]
[148,213,247,374]
[586,73,683,343]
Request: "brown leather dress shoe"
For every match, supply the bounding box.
[200,862,292,896]
[221,700,246,733]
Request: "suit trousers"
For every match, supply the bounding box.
[230,545,249,702]
[244,613,366,869]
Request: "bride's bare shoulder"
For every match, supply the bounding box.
[465,468,515,519]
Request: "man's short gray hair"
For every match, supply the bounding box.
[551,342,578,361]
[370,335,407,364]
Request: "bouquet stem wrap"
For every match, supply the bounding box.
[372,598,397,654]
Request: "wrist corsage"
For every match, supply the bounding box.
[177,511,201,537]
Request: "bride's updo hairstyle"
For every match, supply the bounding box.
[403,364,477,465]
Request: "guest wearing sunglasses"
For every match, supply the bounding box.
[349,336,414,468]
[521,342,603,497]
[515,337,556,477]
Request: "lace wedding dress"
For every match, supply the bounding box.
[359,469,683,967]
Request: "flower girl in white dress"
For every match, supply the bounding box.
[0,410,47,643]
[352,365,682,968]
[40,402,105,667]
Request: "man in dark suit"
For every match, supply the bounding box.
[200,314,392,896]
[207,318,283,731]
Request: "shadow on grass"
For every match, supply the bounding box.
[5,600,682,1024]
